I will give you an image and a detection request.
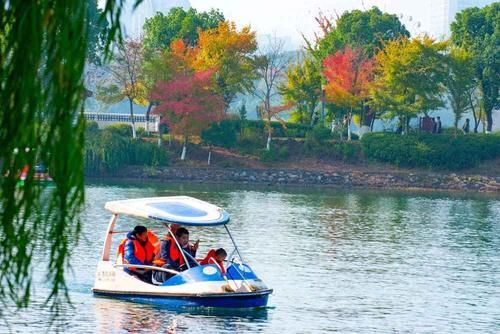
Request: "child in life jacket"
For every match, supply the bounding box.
[199,248,227,274]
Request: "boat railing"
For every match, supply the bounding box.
[115,264,179,275]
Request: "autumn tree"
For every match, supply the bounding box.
[451,3,499,132]
[152,70,224,160]
[143,7,224,51]
[253,37,291,150]
[141,39,197,135]
[194,21,257,112]
[96,38,147,139]
[323,47,373,140]
[280,55,322,126]
[370,36,448,134]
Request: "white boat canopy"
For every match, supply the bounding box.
[104,196,230,226]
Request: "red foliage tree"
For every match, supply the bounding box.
[323,47,374,140]
[152,69,224,159]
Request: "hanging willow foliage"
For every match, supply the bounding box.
[0,0,142,311]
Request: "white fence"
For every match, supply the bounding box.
[84,112,160,133]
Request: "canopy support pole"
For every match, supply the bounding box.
[224,225,244,263]
[101,214,118,261]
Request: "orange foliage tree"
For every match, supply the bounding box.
[193,21,257,112]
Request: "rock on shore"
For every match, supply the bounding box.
[103,166,500,193]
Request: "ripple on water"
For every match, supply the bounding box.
[3,183,500,333]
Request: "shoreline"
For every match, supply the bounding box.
[87,166,500,193]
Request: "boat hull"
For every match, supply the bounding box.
[92,289,272,308]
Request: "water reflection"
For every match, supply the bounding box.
[3,181,499,333]
[92,297,269,334]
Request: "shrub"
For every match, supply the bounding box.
[105,123,133,137]
[361,132,500,170]
[237,127,264,153]
[337,142,362,163]
[201,120,240,148]
[85,127,169,174]
[256,145,290,162]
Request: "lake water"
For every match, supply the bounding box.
[3,181,500,333]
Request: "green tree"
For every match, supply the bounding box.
[370,36,448,133]
[86,0,109,65]
[443,46,476,128]
[0,0,142,311]
[451,3,499,132]
[142,49,176,134]
[143,7,224,51]
[253,37,291,150]
[280,55,322,127]
[96,38,147,139]
[309,7,410,61]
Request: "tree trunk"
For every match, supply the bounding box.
[469,93,479,133]
[180,137,187,160]
[266,130,272,151]
[207,149,212,165]
[145,102,153,136]
[370,113,376,131]
[347,109,352,141]
[128,98,136,139]
[486,111,493,133]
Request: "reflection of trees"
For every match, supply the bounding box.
[447,200,496,249]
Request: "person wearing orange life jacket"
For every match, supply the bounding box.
[152,227,198,283]
[122,225,155,282]
[199,248,227,274]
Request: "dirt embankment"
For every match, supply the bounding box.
[91,144,500,193]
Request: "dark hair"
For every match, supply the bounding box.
[215,248,227,257]
[133,225,147,236]
[175,227,189,238]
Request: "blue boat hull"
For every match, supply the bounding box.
[92,289,272,308]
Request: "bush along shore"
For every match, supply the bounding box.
[84,122,500,193]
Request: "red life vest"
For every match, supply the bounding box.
[199,249,225,274]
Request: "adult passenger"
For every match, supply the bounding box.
[153,227,199,283]
[121,225,156,282]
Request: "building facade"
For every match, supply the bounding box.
[427,0,496,39]
[84,113,161,133]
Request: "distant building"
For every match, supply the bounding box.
[427,0,496,39]
[84,112,161,133]
[120,0,191,38]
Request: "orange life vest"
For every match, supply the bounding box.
[117,236,155,270]
[152,235,186,267]
[152,235,171,267]
[199,249,225,274]
[169,238,186,266]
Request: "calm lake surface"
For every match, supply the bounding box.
[3,181,500,333]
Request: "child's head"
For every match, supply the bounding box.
[175,227,190,247]
[215,248,227,262]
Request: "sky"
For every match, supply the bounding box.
[189,0,429,48]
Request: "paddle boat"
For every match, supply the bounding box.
[92,196,273,308]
